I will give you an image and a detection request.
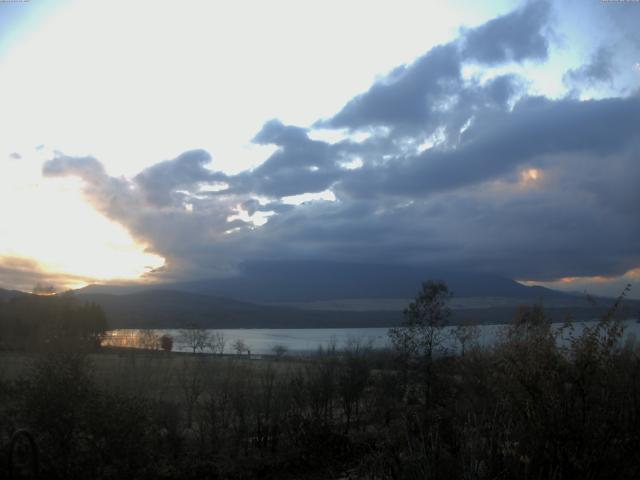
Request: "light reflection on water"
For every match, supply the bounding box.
[103,320,640,356]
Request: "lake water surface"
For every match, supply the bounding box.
[104,319,640,355]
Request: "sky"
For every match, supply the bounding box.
[0,0,639,298]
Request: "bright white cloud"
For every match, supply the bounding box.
[281,190,337,206]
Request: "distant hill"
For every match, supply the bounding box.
[74,287,636,330]
[76,289,402,329]
[80,260,572,304]
[71,261,640,329]
[0,288,27,301]
[2,265,632,329]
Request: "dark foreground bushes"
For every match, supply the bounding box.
[0,301,639,479]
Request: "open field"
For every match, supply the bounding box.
[1,349,303,400]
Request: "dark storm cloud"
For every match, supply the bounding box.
[337,96,640,198]
[230,120,342,197]
[241,198,293,216]
[319,43,463,134]
[38,0,640,287]
[319,1,550,136]
[563,46,615,87]
[460,0,551,65]
[133,149,227,207]
[483,74,523,106]
[248,198,455,266]
[249,136,640,281]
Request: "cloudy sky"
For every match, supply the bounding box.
[1,0,639,297]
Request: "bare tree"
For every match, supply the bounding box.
[389,281,451,402]
[271,344,288,359]
[389,280,451,361]
[452,319,480,356]
[232,338,248,356]
[206,331,227,355]
[159,334,174,352]
[180,325,211,353]
[138,329,160,350]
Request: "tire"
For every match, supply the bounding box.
[9,430,39,480]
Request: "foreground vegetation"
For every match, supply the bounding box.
[0,283,639,479]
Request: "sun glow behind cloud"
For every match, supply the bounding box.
[0,163,164,287]
[521,168,541,184]
[520,267,640,299]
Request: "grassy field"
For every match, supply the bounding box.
[1,349,302,401]
[1,307,639,479]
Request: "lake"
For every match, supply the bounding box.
[103,319,640,355]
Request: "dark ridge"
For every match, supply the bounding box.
[0,288,28,301]
[78,260,572,303]
[75,288,636,330]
